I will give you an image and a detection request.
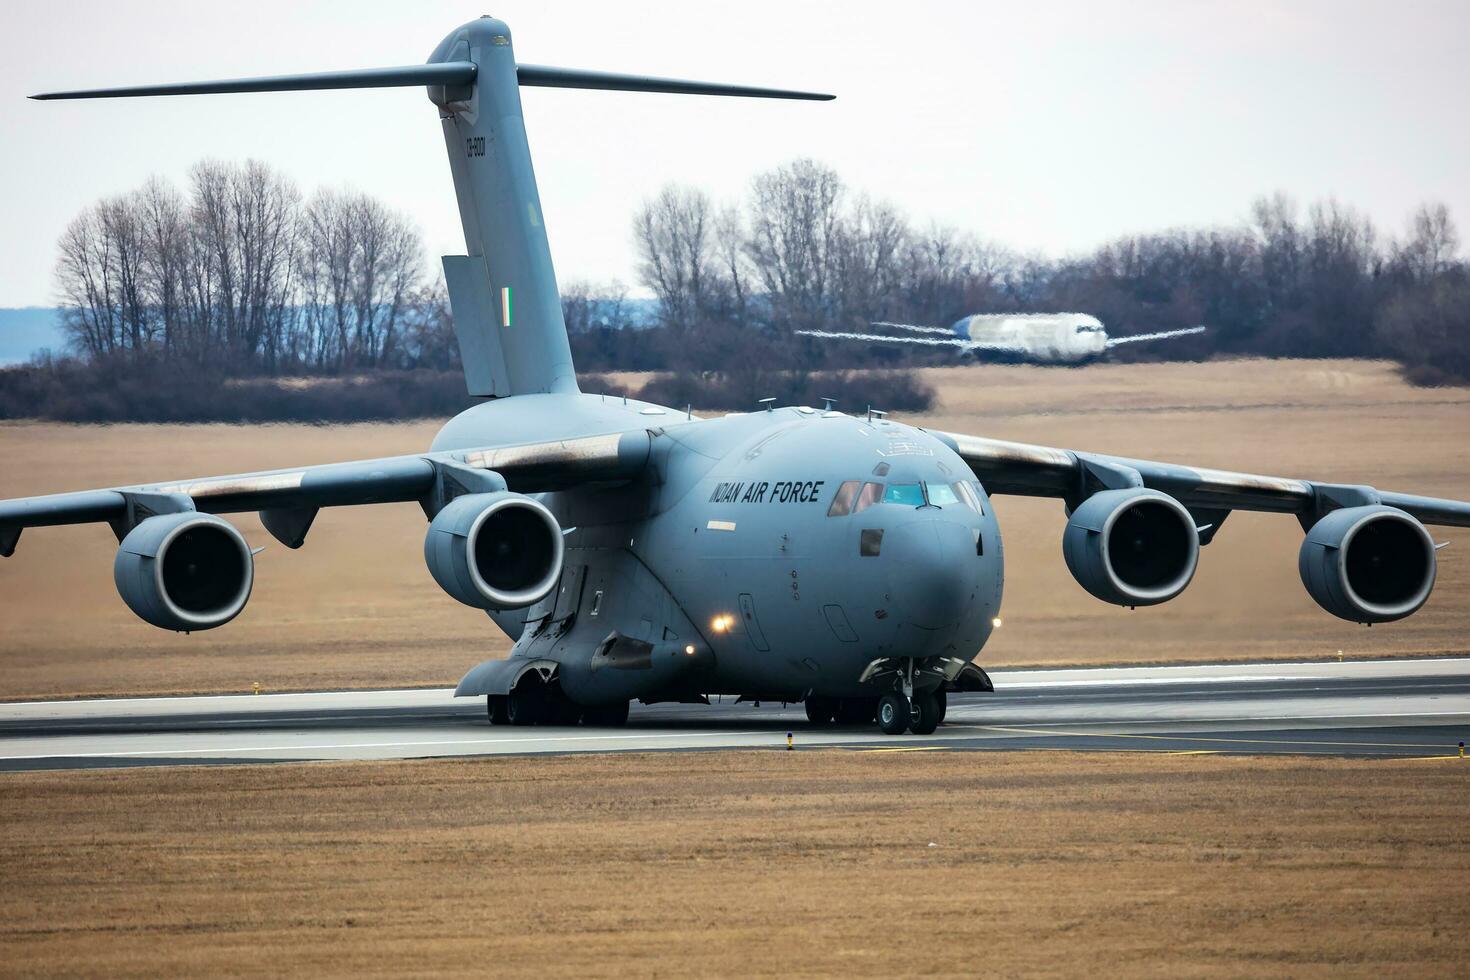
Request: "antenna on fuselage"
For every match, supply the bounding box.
[30,17,834,400]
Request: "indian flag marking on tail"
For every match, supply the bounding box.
[501,286,512,327]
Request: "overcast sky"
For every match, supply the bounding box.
[1,0,1466,307]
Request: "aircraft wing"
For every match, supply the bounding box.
[0,431,651,556]
[870,321,956,337]
[1104,326,1207,349]
[927,429,1470,529]
[795,329,1024,357]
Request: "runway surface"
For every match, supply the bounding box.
[2,657,1468,771]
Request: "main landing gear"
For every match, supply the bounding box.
[488,686,630,728]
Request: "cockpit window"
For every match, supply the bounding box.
[926,483,961,507]
[852,482,884,513]
[957,481,986,514]
[883,483,925,506]
[827,480,860,517]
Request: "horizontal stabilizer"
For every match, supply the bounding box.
[30,63,477,100]
[515,64,833,100]
[31,62,831,103]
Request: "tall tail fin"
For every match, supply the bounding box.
[32,16,832,397]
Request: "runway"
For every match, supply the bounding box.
[2,657,1468,771]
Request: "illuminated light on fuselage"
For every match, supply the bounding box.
[710,614,735,633]
[684,644,696,655]
[992,617,1003,628]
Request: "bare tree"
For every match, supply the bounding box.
[633,185,716,330]
[189,160,302,368]
[55,207,117,358]
[897,225,1013,324]
[711,204,752,325]
[55,193,151,358]
[1393,202,1460,283]
[402,278,458,371]
[746,158,843,328]
[829,195,909,326]
[135,178,190,358]
[299,189,420,370]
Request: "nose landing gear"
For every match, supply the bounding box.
[877,691,941,735]
[861,657,953,735]
[877,693,909,734]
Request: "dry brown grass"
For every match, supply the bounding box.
[1,750,1467,977]
[1,357,1467,699]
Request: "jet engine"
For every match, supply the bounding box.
[113,512,254,631]
[1062,488,1199,606]
[1299,505,1436,623]
[424,491,564,610]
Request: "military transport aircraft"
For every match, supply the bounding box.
[4,17,1467,736]
[799,315,1207,364]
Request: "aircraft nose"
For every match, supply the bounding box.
[883,519,976,628]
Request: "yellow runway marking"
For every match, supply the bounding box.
[1394,756,1464,762]
[1164,750,1221,756]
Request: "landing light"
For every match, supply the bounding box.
[992,617,1003,629]
[685,644,696,655]
[710,614,735,633]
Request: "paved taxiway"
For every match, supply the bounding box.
[2,657,1467,770]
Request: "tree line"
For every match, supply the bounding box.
[6,156,1466,422]
[621,159,1468,382]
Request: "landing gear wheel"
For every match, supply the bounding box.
[910,692,940,736]
[877,693,911,735]
[934,689,947,726]
[583,700,630,727]
[487,695,509,726]
[805,697,836,725]
[506,685,545,726]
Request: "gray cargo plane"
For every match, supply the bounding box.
[4,17,1468,735]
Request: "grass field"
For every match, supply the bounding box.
[2,750,1467,977]
[1,357,1467,699]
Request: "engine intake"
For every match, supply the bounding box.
[424,491,564,610]
[113,513,254,631]
[1062,488,1199,606]
[1299,505,1436,623]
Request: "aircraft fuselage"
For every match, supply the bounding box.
[955,313,1110,363]
[434,395,1002,703]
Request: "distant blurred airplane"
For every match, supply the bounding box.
[798,313,1206,364]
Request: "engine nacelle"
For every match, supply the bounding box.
[113,513,254,631]
[1299,505,1436,623]
[424,491,564,610]
[1063,488,1199,606]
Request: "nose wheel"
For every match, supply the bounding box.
[876,691,941,735]
[877,693,910,734]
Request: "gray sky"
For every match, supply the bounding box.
[1,0,1466,307]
